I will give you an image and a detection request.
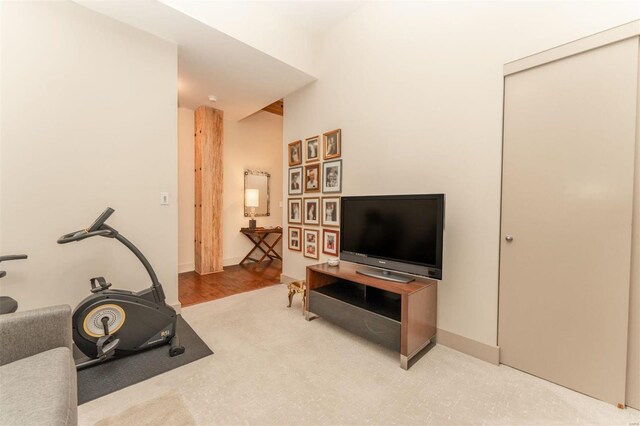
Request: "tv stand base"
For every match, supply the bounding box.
[356,267,415,283]
[306,262,437,370]
[400,338,432,369]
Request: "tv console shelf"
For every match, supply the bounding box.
[305,262,437,369]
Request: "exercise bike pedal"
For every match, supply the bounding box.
[101,338,120,358]
[75,335,120,371]
[96,334,119,359]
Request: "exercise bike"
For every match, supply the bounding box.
[58,207,185,370]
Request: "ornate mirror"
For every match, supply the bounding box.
[244,170,270,217]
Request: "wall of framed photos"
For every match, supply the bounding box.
[280,2,639,354]
[286,129,343,262]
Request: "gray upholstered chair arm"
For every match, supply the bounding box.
[0,305,73,366]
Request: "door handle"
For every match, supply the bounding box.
[505,235,514,242]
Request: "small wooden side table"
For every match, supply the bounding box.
[239,227,283,265]
[287,280,306,314]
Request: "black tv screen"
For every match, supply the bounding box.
[340,194,444,279]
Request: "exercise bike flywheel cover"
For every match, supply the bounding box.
[82,304,126,338]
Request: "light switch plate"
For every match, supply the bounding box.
[160,192,169,205]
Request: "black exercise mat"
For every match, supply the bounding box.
[74,315,213,404]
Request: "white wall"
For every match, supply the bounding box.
[160,0,318,76]
[178,110,283,271]
[282,1,640,347]
[0,1,179,309]
[224,112,284,265]
[178,107,195,273]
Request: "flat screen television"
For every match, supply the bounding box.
[340,194,445,282]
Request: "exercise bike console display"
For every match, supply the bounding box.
[58,207,185,370]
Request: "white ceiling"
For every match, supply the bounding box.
[238,1,365,35]
[77,1,365,121]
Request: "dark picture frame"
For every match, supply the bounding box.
[288,198,302,224]
[304,163,321,193]
[303,228,319,259]
[288,140,302,166]
[288,167,303,196]
[321,197,340,227]
[323,129,341,160]
[322,229,339,256]
[288,226,302,251]
[303,197,320,225]
[305,136,320,163]
[322,160,342,193]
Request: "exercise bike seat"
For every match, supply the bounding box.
[0,296,18,314]
[90,277,112,293]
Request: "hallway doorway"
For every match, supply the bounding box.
[179,260,282,307]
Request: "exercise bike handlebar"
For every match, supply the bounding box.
[0,255,28,279]
[0,255,28,263]
[56,208,164,298]
[88,207,114,232]
[57,229,114,244]
[57,207,116,244]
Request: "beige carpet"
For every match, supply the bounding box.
[79,284,640,425]
[94,393,195,426]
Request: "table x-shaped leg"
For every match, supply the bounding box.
[240,232,283,265]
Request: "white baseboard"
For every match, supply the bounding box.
[178,262,195,273]
[436,328,500,365]
[223,256,244,267]
[280,274,299,284]
[170,301,182,314]
[180,256,267,271]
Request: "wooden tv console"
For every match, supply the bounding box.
[305,262,437,369]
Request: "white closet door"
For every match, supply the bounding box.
[499,37,638,406]
[626,42,640,410]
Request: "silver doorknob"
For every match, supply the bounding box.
[505,235,513,242]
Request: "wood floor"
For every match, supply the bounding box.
[178,260,282,307]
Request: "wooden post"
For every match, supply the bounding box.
[194,106,224,274]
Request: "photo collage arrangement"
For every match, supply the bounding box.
[287,129,342,260]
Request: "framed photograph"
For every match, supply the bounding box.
[288,140,302,166]
[303,229,319,259]
[304,163,321,193]
[288,227,302,251]
[288,198,302,224]
[322,160,342,193]
[288,167,303,196]
[322,229,339,256]
[305,136,320,163]
[323,129,341,160]
[321,197,340,227]
[303,198,320,225]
